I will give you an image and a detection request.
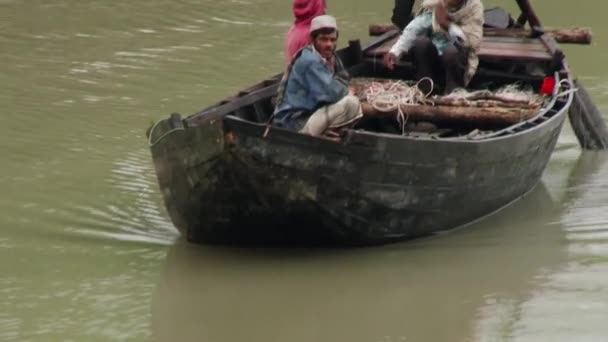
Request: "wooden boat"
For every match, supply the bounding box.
[147,2,575,246]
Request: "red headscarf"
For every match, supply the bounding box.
[284,0,326,65]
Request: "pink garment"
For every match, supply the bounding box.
[284,0,326,65]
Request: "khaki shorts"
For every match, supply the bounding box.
[300,95,363,136]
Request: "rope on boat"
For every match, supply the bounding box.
[358,78,549,136]
[364,77,434,134]
[438,84,544,107]
[555,78,578,98]
[363,80,544,108]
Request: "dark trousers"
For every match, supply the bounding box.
[410,36,468,94]
[391,0,416,29]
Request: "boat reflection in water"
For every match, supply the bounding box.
[470,152,608,341]
[151,176,578,342]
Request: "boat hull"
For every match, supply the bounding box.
[150,104,567,246]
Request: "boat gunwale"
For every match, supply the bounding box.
[184,68,572,147]
[220,74,570,147]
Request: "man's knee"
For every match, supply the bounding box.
[342,94,361,113]
[342,95,359,108]
[441,46,464,67]
[413,36,433,52]
[411,37,436,62]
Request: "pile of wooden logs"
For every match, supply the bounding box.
[351,78,543,126]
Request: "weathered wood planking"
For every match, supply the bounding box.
[365,35,553,61]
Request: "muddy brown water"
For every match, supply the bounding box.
[1,0,608,340]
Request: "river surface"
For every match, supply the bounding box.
[1,0,608,341]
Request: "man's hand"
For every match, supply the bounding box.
[323,129,342,142]
[435,2,451,31]
[383,52,398,70]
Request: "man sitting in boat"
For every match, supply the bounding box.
[384,0,484,94]
[273,15,363,138]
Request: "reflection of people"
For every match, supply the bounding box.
[274,15,363,138]
[284,0,326,65]
[384,0,484,94]
[391,0,418,30]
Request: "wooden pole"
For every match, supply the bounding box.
[514,0,543,34]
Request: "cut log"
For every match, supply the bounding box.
[485,27,592,45]
[361,102,537,126]
[369,24,399,36]
[368,24,592,45]
[550,28,593,45]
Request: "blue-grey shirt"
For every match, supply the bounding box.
[273,46,348,130]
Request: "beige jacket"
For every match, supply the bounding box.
[423,0,484,83]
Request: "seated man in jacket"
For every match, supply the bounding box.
[273,15,362,138]
[384,0,484,94]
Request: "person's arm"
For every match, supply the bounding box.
[447,24,467,47]
[388,12,431,58]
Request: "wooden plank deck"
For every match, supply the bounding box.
[365,35,553,61]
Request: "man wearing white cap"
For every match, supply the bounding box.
[273,15,362,139]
